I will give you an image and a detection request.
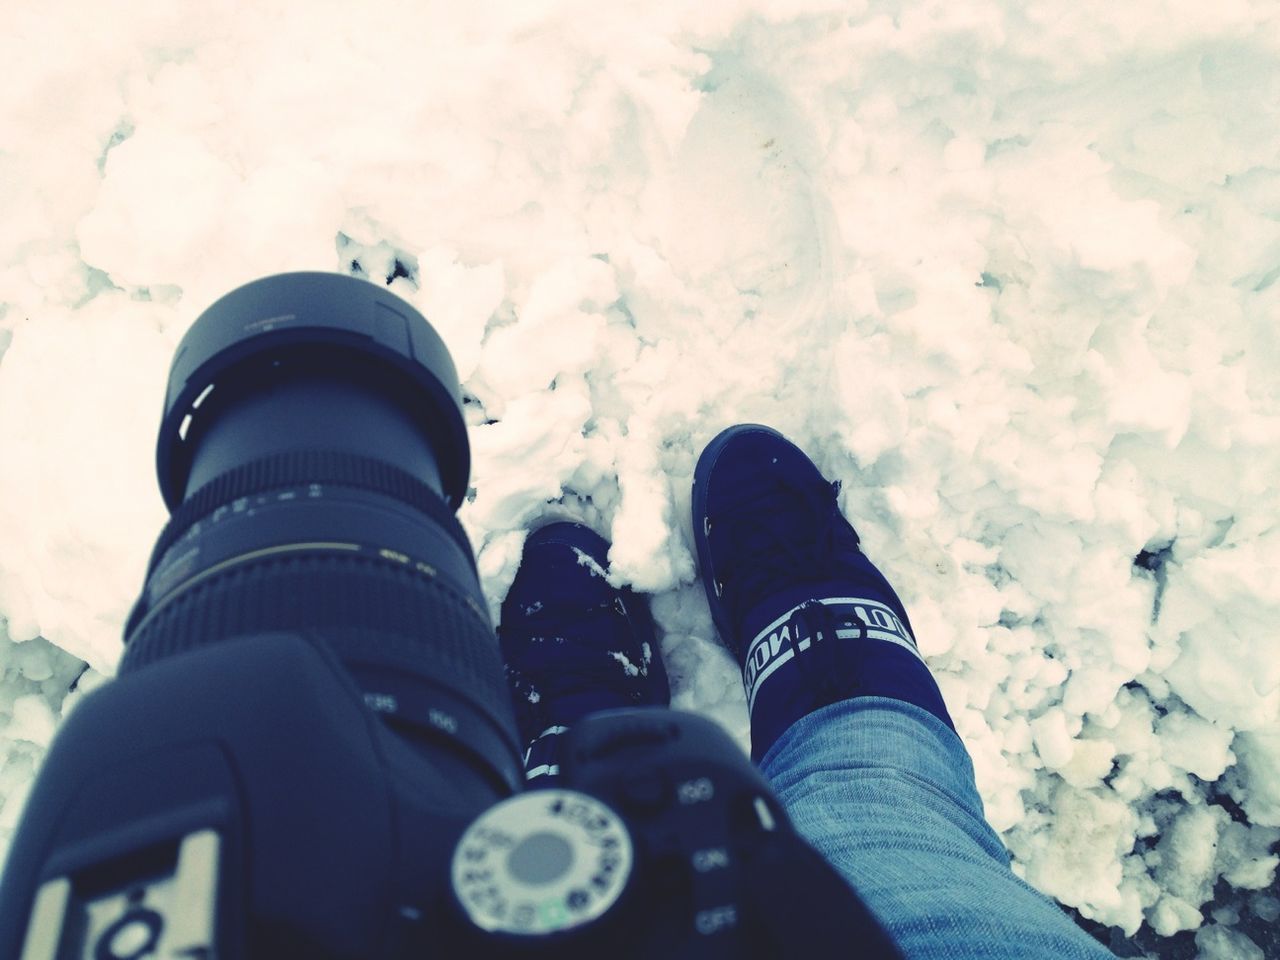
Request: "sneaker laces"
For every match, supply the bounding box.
[786,599,866,708]
[711,471,861,636]
[501,597,654,734]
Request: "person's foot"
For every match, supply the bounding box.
[692,424,952,761]
[498,521,669,782]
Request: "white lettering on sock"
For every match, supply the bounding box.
[523,725,570,780]
[741,598,925,715]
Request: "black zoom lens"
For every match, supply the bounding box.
[121,272,522,793]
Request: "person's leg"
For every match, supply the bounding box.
[497,521,669,784]
[692,425,1114,960]
[763,699,1112,958]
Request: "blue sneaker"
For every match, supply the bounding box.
[692,425,953,761]
[498,521,670,782]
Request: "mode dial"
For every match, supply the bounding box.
[451,790,633,937]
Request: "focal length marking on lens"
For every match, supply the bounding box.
[200,541,363,576]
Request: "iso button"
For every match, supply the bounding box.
[451,790,634,937]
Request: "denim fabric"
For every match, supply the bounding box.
[761,697,1114,960]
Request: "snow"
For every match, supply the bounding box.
[2,0,1279,953]
[1195,925,1265,960]
[608,651,643,678]
[1232,729,1280,828]
[571,546,610,580]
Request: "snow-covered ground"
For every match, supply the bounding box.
[1,1,1278,956]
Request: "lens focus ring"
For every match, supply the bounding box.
[143,449,474,584]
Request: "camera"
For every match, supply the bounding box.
[0,273,899,959]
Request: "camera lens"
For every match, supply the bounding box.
[121,272,522,794]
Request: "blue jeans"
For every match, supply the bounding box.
[762,697,1115,960]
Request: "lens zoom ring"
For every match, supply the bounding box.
[121,552,508,717]
[148,450,474,580]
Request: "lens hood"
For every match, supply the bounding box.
[157,272,469,510]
